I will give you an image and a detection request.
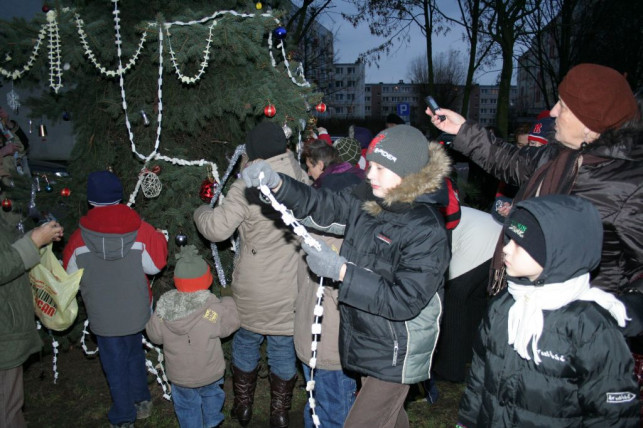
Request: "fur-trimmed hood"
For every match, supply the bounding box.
[154,290,218,334]
[362,142,451,216]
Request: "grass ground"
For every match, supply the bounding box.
[23,342,465,427]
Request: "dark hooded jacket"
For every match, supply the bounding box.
[459,195,639,427]
[275,143,451,384]
[452,122,642,295]
[63,204,168,336]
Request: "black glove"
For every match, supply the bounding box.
[301,239,347,282]
[241,161,281,189]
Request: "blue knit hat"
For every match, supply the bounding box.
[87,171,123,206]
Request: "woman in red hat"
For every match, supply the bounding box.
[427,63,642,335]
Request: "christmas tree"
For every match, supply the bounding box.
[1,0,321,293]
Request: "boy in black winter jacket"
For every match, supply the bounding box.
[243,125,451,428]
[458,195,639,427]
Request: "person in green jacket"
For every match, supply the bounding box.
[0,212,63,427]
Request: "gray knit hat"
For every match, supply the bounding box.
[333,137,361,165]
[365,125,429,177]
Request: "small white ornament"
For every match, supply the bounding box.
[7,89,20,112]
[63,62,70,70]
[141,171,162,198]
[283,124,292,139]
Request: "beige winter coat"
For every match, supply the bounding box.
[194,151,309,335]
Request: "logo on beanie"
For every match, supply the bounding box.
[373,147,397,162]
[366,133,386,155]
[508,221,527,238]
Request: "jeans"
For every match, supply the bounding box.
[302,364,357,428]
[172,378,225,428]
[96,333,151,425]
[231,328,297,380]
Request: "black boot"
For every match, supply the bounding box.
[231,365,259,427]
[269,372,298,428]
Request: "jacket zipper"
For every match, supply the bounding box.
[388,321,398,366]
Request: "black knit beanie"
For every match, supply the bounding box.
[245,122,287,161]
[505,208,546,267]
[365,125,429,178]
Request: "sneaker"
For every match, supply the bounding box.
[135,400,152,420]
[109,423,134,428]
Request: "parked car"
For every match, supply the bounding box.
[29,159,70,178]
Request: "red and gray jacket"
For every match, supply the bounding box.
[63,204,168,336]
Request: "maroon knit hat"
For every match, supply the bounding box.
[557,63,637,133]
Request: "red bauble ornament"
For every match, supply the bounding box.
[315,102,327,113]
[42,4,50,12]
[264,104,277,118]
[1,198,12,212]
[60,187,71,197]
[199,179,218,203]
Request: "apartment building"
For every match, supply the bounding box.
[365,80,423,123]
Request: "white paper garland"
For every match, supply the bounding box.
[166,21,215,85]
[74,13,148,78]
[36,320,60,384]
[46,10,63,93]
[0,25,47,80]
[142,335,172,400]
[80,319,99,355]
[257,173,323,427]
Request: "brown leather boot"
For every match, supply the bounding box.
[231,365,259,427]
[269,372,298,428]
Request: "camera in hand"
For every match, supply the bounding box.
[425,96,446,121]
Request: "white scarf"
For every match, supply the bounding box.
[507,273,629,365]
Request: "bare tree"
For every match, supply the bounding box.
[515,0,576,110]
[437,0,497,116]
[342,0,445,95]
[408,50,466,129]
[516,0,641,114]
[478,0,542,136]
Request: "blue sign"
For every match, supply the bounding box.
[396,102,410,119]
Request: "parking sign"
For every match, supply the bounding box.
[396,103,410,121]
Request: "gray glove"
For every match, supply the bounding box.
[241,161,281,189]
[301,239,347,282]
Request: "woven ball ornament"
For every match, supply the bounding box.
[264,104,276,118]
[315,102,327,113]
[141,171,162,198]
